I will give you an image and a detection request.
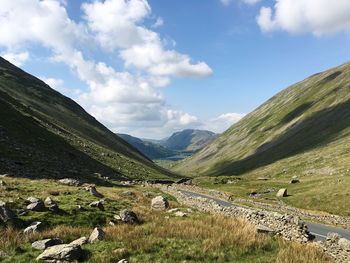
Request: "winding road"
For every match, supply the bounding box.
[179,190,350,241]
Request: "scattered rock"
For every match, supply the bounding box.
[70,237,88,246]
[338,238,350,251]
[167,208,180,213]
[32,238,63,250]
[27,200,45,211]
[89,201,104,211]
[88,227,105,243]
[118,259,129,263]
[174,211,187,217]
[119,209,139,225]
[256,225,275,234]
[89,186,103,198]
[36,244,82,262]
[0,201,15,223]
[23,221,42,234]
[58,178,81,187]
[114,214,122,221]
[151,196,169,210]
[27,197,40,203]
[276,188,288,197]
[44,197,56,206]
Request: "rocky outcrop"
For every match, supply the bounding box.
[276,188,288,197]
[36,244,83,262]
[318,233,350,262]
[0,201,15,223]
[70,237,88,246]
[58,178,81,187]
[32,238,63,250]
[151,196,169,210]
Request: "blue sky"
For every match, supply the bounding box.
[1,0,350,138]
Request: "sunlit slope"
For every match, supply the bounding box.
[175,61,350,177]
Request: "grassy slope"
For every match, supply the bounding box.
[175,61,350,216]
[0,57,177,181]
[0,177,328,263]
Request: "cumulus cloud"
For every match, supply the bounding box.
[82,0,212,78]
[257,0,350,36]
[1,51,29,66]
[203,112,246,133]
[152,17,164,28]
[221,0,262,6]
[0,0,214,138]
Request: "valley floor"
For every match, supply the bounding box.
[0,177,329,262]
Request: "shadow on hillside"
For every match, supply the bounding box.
[211,98,350,176]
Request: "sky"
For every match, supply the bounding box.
[1,0,350,139]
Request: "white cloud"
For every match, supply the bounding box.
[257,0,350,36]
[0,0,213,138]
[152,17,164,28]
[1,51,29,66]
[83,0,212,78]
[203,112,246,133]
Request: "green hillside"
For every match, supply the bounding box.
[118,133,176,160]
[162,129,216,152]
[175,61,350,215]
[0,57,177,181]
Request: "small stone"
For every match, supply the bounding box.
[151,196,169,210]
[276,188,288,197]
[0,201,15,223]
[119,209,139,225]
[70,237,88,246]
[174,211,187,217]
[23,221,42,234]
[114,215,122,220]
[32,238,63,250]
[89,201,104,211]
[58,178,81,186]
[88,227,105,243]
[167,208,180,213]
[27,197,40,203]
[256,225,275,234]
[36,244,82,262]
[89,186,103,198]
[44,197,56,206]
[118,259,129,263]
[27,200,45,211]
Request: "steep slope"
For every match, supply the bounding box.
[0,57,177,181]
[118,133,176,160]
[175,61,350,177]
[162,129,217,152]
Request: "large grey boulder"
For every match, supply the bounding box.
[36,244,82,262]
[70,237,88,246]
[58,178,81,186]
[0,201,15,223]
[88,227,105,243]
[151,196,169,210]
[32,238,63,250]
[23,221,42,234]
[276,188,288,197]
[119,209,139,225]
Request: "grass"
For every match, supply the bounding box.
[173,61,350,217]
[0,177,330,262]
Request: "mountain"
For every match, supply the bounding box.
[118,133,176,160]
[175,61,350,177]
[0,56,177,181]
[161,129,217,152]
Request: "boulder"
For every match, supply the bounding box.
[89,201,104,211]
[23,221,42,234]
[88,227,105,243]
[0,201,15,223]
[44,197,57,206]
[119,209,139,225]
[58,178,81,186]
[276,188,288,197]
[70,237,88,246]
[27,200,45,211]
[338,238,350,251]
[256,225,275,234]
[36,244,82,262]
[27,197,40,203]
[32,238,63,250]
[89,186,103,198]
[151,196,169,210]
